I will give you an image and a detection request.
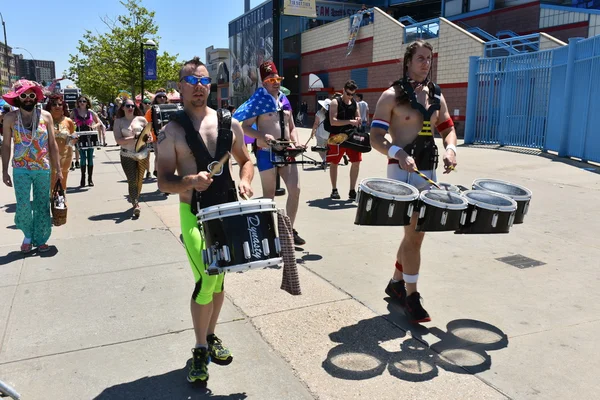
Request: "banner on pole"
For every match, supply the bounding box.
[144,49,157,81]
[346,12,364,57]
[283,0,317,18]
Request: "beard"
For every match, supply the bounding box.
[189,98,206,108]
[21,102,36,112]
[15,98,37,112]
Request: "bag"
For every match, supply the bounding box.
[51,181,68,226]
[340,128,372,153]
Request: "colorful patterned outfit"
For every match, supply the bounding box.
[12,110,52,246]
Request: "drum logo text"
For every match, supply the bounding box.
[247,215,263,259]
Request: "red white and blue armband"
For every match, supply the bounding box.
[436,118,454,132]
[371,119,390,131]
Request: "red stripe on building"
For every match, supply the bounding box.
[457,1,540,22]
[302,54,438,77]
[301,37,373,56]
[302,81,468,96]
[519,21,588,36]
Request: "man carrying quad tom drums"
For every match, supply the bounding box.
[157,56,254,385]
[370,40,458,323]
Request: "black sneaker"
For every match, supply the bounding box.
[405,292,431,323]
[330,189,340,199]
[75,161,80,168]
[385,280,407,306]
[188,347,210,383]
[207,334,233,366]
[293,229,306,246]
[349,189,357,201]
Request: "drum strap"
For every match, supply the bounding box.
[171,109,237,214]
[390,77,442,170]
[278,109,285,141]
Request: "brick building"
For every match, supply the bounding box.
[300,6,571,137]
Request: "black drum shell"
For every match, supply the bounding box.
[456,206,515,234]
[416,206,465,232]
[201,210,279,267]
[354,191,415,226]
[77,132,99,149]
[513,200,529,224]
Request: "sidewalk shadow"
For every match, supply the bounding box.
[1,203,16,214]
[296,251,323,265]
[139,191,169,203]
[306,198,356,211]
[66,187,89,195]
[322,303,508,383]
[89,210,132,224]
[0,250,25,265]
[94,362,248,400]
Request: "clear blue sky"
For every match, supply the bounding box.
[1,0,265,84]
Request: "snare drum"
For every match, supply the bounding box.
[456,191,517,234]
[197,199,282,274]
[415,190,468,232]
[472,179,532,224]
[437,182,461,193]
[355,178,419,226]
[76,131,100,150]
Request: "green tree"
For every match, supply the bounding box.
[68,0,180,103]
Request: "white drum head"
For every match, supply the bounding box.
[472,178,532,202]
[359,178,419,201]
[197,199,277,222]
[420,190,468,210]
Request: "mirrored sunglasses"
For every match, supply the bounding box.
[263,77,284,84]
[181,75,211,86]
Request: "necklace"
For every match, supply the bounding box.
[17,110,39,148]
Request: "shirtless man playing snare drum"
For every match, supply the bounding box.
[241,61,306,246]
[157,56,254,385]
[370,40,458,323]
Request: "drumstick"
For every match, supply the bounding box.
[413,168,442,189]
[240,193,249,200]
[208,152,230,178]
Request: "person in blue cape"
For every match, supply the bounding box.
[235,61,306,246]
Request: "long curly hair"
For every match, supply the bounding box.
[44,94,69,117]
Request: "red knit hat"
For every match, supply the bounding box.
[259,61,279,82]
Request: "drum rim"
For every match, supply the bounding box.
[212,257,283,273]
[359,178,419,201]
[463,190,517,212]
[197,199,277,221]
[419,190,468,210]
[77,131,99,136]
[472,178,532,201]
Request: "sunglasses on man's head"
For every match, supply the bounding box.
[180,75,211,86]
[124,104,135,109]
[264,77,284,84]
[19,93,36,100]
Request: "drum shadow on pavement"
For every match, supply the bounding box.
[306,198,357,211]
[94,362,248,400]
[322,305,508,383]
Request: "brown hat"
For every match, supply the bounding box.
[259,61,278,82]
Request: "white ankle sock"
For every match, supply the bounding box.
[195,344,208,349]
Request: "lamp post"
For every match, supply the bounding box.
[140,38,156,102]
[0,12,10,88]
[13,46,36,82]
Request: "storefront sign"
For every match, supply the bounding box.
[315,2,362,21]
[284,0,317,17]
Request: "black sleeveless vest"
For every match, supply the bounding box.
[329,96,358,134]
[170,109,238,213]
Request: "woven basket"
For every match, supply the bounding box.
[51,181,68,227]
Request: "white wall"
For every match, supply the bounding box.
[590,15,600,38]
[540,7,589,29]
[437,18,485,84]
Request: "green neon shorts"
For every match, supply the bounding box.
[180,202,224,305]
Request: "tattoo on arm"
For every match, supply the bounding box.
[157,131,167,144]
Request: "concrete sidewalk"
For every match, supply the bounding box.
[1,128,599,399]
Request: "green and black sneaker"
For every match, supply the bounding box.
[187,347,210,384]
[207,334,233,366]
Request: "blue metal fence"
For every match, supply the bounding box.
[465,35,600,163]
